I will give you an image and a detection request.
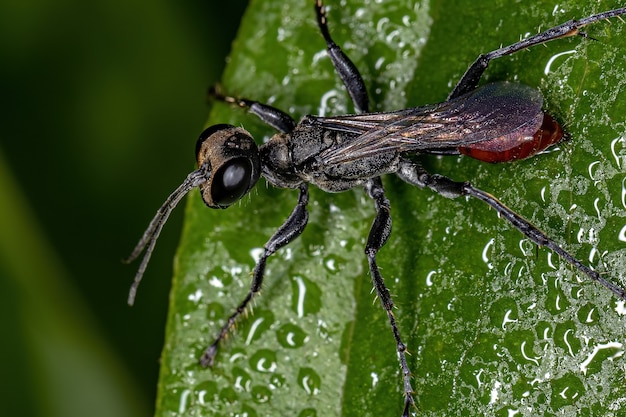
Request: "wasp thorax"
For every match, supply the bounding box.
[195,124,261,208]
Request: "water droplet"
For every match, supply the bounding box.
[317,318,330,341]
[178,389,191,414]
[239,403,259,417]
[580,342,624,375]
[194,380,219,405]
[610,136,625,168]
[518,238,535,257]
[245,317,267,346]
[268,373,286,390]
[324,255,337,272]
[576,304,599,323]
[563,328,575,356]
[318,89,344,116]
[555,294,562,311]
[425,270,436,287]
[621,177,626,210]
[520,340,540,366]
[374,56,385,70]
[376,17,390,33]
[501,309,518,330]
[543,50,576,75]
[205,302,225,320]
[208,276,224,288]
[370,372,379,388]
[593,197,601,218]
[276,323,308,348]
[218,386,238,404]
[249,349,278,373]
[475,368,485,389]
[187,289,203,302]
[291,275,322,317]
[239,310,275,346]
[232,367,252,392]
[482,238,495,269]
[489,380,502,404]
[297,408,317,417]
[250,247,264,262]
[251,385,272,404]
[298,367,321,395]
[547,252,557,270]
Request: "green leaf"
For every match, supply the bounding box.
[156,0,626,416]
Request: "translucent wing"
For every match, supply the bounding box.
[315,82,544,164]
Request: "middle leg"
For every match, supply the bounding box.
[200,183,310,367]
[365,177,416,417]
[316,1,416,414]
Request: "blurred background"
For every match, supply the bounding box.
[0,0,247,415]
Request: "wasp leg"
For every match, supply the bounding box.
[318,2,415,412]
[364,177,416,417]
[199,183,310,367]
[396,158,626,300]
[209,86,296,133]
[315,0,369,113]
[450,7,626,99]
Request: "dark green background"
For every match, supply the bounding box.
[0,1,246,416]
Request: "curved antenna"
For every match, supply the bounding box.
[125,163,211,305]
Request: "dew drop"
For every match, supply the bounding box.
[276,323,308,348]
[543,50,576,75]
[298,367,321,395]
[298,408,317,417]
[250,349,278,373]
[580,342,624,375]
[251,385,272,404]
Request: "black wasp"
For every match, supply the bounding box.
[126,1,626,415]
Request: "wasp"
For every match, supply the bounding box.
[126,2,626,415]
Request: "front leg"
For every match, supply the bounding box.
[200,183,310,366]
[209,86,296,134]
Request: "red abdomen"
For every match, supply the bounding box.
[458,113,563,163]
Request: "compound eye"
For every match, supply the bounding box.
[196,124,261,208]
[211,158,252,207]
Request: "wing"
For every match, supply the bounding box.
[315,82,544,165]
